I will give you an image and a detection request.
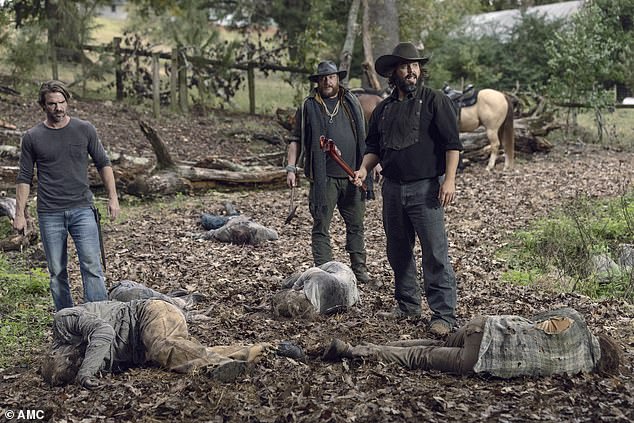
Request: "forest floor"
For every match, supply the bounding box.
[0,95,633,422]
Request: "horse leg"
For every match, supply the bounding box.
[501,99,515,171]
[486,128,500,172]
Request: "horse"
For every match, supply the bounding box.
[452,88,515,171]
[355,92,383,123]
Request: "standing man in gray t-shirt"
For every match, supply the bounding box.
[286,61,371,285]
[13,80,120,311]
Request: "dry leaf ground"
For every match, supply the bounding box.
[0,97,632,422]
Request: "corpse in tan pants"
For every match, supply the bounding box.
[139,300,268,373]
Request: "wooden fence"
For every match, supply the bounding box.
[59,37,310,117]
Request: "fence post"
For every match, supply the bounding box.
[178,48,188,113]
[152,53,160,118]
[247,63,256,115]
[170,48,178,113]
[113,37,123,101]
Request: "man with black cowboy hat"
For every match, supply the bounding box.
[352,42,463,336]
[286,60,372,285]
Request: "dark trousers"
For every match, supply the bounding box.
[382,178,456,324]
[309,177,367,272]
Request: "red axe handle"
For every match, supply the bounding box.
[319,136,367,192]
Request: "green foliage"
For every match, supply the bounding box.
[499,193,634,301]
[399,0,481,51]
[1,22,47,86]
[0,254,52,368]
[0,219,14,239]
[430,12,560,91]
[545,3,618,104]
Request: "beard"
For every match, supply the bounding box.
[395,73,419,96]
[47,110,66,123]
[319,84,339,99]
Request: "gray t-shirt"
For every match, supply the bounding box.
[17,117,111,212]
[323,96,356,178]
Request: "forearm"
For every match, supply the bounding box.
[98,166,120,220]
[98,166,118,199]
[76,319,116,381]
[286,142,299,166]
[444,150,460,182]
[14,183,30,218]
[360,153,380,173]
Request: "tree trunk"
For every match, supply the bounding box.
[126,120,287,196]
[366,0,399,89]
[339,0,361,87]
[138,119,176,169]
[361,0,381,91]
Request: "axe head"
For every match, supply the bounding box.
[284,186,298,224]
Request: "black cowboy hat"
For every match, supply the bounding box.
[374,42,430,78]
[309,61,347,83]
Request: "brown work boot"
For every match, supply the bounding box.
[322,339,353,361]
[428,320,452,337]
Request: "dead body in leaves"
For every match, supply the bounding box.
[201,216,278,245]
[271,261,360,318]
[323,308,622,378]
[41,299,269,389]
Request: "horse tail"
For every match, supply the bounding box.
[499,95,515,167]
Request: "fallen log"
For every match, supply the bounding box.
[126,120,287,196]
[0,194,38,251]
[459,117,557,164]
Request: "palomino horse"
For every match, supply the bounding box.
[455,88,515,171]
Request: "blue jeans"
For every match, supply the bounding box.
[382,178,456,324]
[38,207,107,310]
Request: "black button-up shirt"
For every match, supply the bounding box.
[365,86,462,182]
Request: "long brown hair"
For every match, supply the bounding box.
[40,343,85,386]
[38,80,71,109]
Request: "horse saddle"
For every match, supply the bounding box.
[442,84,478,114]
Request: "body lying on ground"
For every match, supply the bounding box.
[201,216,278,245]
[41,299,269,388]
[271,261,360,318]
[323,308,622,378]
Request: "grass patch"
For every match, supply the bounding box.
[553,108,634,151]
[498,192,634,300]
[0,254,52,368]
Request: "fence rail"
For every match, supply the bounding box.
[65,37,311,117]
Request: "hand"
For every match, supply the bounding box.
[286,172,296,188]
[352,168,367,188]
[79,375,101,389]
[107,197,120,221]
[12,215,26,235]
[372,164,383,184]
[438,178,456,207]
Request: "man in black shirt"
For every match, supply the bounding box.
[353,43,462,335]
